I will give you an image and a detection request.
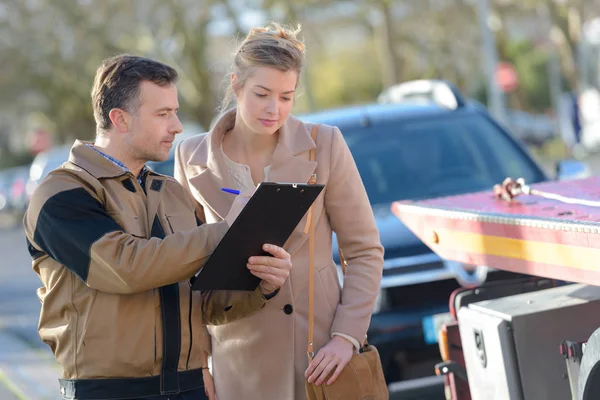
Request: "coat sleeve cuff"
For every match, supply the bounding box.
[262,288,280,300]
[332,332,361,352]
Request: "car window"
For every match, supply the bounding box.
[342,112,546,205]
[30,146,71,182]
[148,160,174,177]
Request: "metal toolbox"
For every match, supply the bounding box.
[457,284,600,400]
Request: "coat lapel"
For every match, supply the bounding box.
[188,167,236,221]
[266,117,317,184]
[268,117,322,255]
[187,111,237,220]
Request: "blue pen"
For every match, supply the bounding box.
[221,188,241,195]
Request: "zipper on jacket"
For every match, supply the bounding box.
[185,284,193,370]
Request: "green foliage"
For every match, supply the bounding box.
[471,39,571,113]
[300,43,383,112]
[504,40,552,111]
[0,149,34,170]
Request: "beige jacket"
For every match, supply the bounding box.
[174,110,384,400]
[23,141,268,399]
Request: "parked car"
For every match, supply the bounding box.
[0,170,10,213]
[25,145,72,204]
[140,80,589,397]
[0,165,31,216]
[0,168,16,214]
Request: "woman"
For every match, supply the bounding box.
[174,23,384,400]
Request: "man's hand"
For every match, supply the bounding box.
[224,189,254,227]
[202,367,217,400]
[305,336,354,386]
[247,244,292,293]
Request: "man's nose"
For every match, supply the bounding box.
[171,115,183,135]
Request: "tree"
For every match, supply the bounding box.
[495,0,600,90]
[0,0,134,142]
[0,0,249,143]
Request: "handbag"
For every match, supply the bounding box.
[304,124,389,400]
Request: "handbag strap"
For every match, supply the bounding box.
[307,124,318,362]
[306,125,368,363]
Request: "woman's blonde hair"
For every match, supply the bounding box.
[219,22,306,112]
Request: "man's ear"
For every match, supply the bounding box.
[108,108,130,133]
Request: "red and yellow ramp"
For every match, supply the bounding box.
[392,177,600,285]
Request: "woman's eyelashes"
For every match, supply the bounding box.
[253,92,292,102]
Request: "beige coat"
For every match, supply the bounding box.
[174,109,384,400]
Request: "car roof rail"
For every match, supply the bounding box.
[377,79,466,110]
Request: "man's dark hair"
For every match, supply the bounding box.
[91,54,179,135]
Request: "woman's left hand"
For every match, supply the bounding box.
[247,244,292,292]
[305,336,354,386]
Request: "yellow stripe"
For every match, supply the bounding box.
[0,370,27,400]
[433,228,599,271]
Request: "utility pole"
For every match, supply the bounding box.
[539,3,563,118]
[477,0,508,125]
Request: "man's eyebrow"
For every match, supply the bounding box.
[254,85,295,94]
[155,107,179,113]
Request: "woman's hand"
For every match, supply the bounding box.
[305,336,354,386]
[247,244,292,293]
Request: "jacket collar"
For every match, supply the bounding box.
[69,140,159,180]
[69,140,127,179]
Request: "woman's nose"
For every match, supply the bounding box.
[265,99,278,114]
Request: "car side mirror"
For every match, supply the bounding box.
[555,159,590,181]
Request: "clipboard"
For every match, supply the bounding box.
[190,182,325,291]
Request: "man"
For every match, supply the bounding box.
[23,54,292,400]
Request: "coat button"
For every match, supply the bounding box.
[283,304,293,315]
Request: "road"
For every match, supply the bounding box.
[0,218,61,399]
[0,221,42,349]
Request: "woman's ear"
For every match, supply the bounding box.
[231,73,241,97]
